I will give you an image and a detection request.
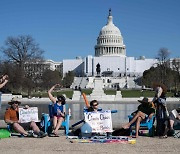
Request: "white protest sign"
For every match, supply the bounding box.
[84,110,113,133]
[19,107,39,123]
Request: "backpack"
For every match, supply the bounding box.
[0,129,11,138]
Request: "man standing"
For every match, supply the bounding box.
[4,98,46,138]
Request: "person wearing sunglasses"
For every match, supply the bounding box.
[4,97,46,138]
[87,100,99,112]
[48,84,66,137]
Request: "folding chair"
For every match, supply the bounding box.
[41,103,70,136]
[128,115,155,137]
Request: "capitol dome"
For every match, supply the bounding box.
[95,9,126,57]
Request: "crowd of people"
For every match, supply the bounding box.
[0,74,180,139]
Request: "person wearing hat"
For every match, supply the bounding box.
[4,97,46,138]
[48,84,66,137]
[122,97,155,138]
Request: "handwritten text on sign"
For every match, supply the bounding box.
[84,110,113,133]
[19,107,39,123]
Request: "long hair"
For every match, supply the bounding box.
[152,82,167,94]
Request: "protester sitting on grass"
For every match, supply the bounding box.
[48,84,66,137]
[4,97,46,138]
[122,97,155,138]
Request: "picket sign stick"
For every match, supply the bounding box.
[82,93,90,108]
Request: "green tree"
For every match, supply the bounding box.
[41,69,62,90]
[62,71,75,88]
[142,66,179,91]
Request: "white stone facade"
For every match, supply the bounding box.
[62,9,158,80]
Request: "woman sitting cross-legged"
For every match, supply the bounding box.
[122,97,155,138]
[48,84,66,137]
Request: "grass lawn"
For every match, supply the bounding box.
[30,89,174,98]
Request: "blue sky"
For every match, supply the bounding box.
[0,0,179,61]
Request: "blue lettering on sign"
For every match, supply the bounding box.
[19,108,38,115]
[100,114,110,120]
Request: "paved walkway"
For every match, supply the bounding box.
[0,135,180,154]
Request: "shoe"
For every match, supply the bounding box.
[159,135,167,139]
[23,132,33,137]
[37,131,47,138]
[49,132,59,137]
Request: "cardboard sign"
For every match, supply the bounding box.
[84,110,113,133]
[172,109,179,118]
[19,107,39,123]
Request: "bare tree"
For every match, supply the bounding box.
[0,35,45,94]
[157,48,170,64]
[1,35,44,68]
[156,48,170,83]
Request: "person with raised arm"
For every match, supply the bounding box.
[48,84,66,137]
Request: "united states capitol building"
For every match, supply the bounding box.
[25,10,180,89]
[28,9,180,90]
[63,10,158,89]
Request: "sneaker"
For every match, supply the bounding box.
[23,132,33,137]
[37,131,47,138]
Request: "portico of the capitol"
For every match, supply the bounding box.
[62,9,157,90]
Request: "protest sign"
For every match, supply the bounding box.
[84,110,113,133]
[19,107,39,123]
